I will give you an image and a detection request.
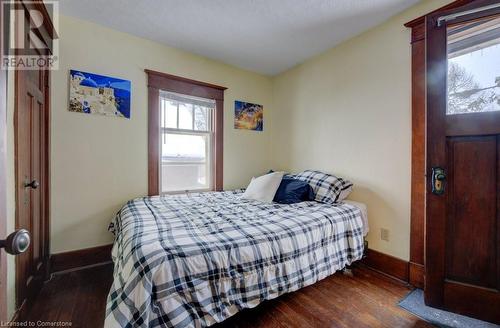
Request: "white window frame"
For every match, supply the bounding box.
[159,92,215,194]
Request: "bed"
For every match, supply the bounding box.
[105,190,367,328]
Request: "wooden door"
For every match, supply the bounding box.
[426,0,500,324]
[15,65,50,312]
[0,0,8,320]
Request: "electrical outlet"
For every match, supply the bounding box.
[380,228,389,241]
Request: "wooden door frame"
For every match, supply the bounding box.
[404,0,476,289]
[0,0,8,321]
[12,0,53,319]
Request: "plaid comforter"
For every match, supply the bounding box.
[105,190,365,328]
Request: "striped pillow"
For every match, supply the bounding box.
[295,170,353,204]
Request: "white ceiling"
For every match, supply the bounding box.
[59,0,419,76]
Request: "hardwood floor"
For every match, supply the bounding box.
[24,264,430,327]
[25,264,113,327]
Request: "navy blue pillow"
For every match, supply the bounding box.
[273,174,315,204]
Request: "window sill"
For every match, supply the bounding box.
[160,188,213,195]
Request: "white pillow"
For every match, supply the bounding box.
[241,172,284,203]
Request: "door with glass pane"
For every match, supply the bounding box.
[426,1,500,323]
[159,91,214,193]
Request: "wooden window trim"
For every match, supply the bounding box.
[146,70,226,196]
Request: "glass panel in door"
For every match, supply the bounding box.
[447,16,500,114]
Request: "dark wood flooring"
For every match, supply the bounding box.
[24,264,430,327]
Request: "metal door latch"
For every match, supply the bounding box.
[432,167,446,195]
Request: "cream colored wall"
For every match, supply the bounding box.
[50,15,273,253]
[271,0,451,261]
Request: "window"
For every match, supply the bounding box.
[447,16,500,115]
[160,91,215,192]
[146,69,225,196]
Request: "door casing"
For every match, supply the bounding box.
[0,0,9,321]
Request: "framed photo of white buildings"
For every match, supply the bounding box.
[69,70,131,119]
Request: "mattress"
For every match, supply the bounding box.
[105,190,365,328]
[343,200,369,236]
